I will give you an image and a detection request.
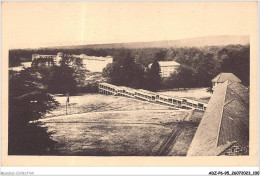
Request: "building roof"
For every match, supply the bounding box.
[148,61,180,68]
[187,81,249,156]
[32,54,56,57]
[211,73,241,83]
[100,82,119,89]
[119,86,136,92]
[158,61,180,67]
[72,54,112,61]
[136,89,157,96]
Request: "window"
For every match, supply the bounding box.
[231,148,235,153]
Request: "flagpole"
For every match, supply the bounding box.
[66,101,68,115]
[66,93,69,115]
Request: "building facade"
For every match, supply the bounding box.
[32,54,57,66]
[73,54,113,72]
[149,61,180,78]
[99,82,208,111]
[31,53,113,72]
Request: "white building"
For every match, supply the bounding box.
[73,54,113,72]
[32,52,63,65]
[32,53,113,72]
[149,61,180,78]
[21,62,32,68]
[32,54,56,61]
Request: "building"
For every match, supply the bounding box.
[32,54,57,66]
[73,54,113,72]
[32,54,56,61]
[159,61,180,78]
[187,80,249,156]
[211,72,241,89]
[32,53,113,72]
[149,61,180,78]
[98,82,208,111]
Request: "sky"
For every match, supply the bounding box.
[2,1,257,49]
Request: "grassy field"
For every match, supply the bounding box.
[44,122,173,156]
[159,88,211,103]
[42,110,199,156]
[47,94,171,117]
[41,92,204,156]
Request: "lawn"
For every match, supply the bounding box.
[41,93,204,156]
[159,88,212,103]
[46,94,171,118]
[44,122,173,156]
[42,110,199,156]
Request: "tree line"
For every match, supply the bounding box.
[101,45,249,90]
[10,44,250,88]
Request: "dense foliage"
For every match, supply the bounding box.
[102,50,145,89]
[9,68,59,155]
[10,44,250,89]
[163,65,194,89]
[8,54,89,154]
[145,60,161,91]
[101,45,249,89]
[34,54,87,95]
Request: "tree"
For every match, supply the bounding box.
[9,68,59,155]
[193,53,216,87]
[164,65,194,89]
[155,50,167,61]
[218,45,250,86]
[47,65,78,94]
[102,50,145,89]
[145,60,161,91]
[9,54,21,67]
[102,63,121,85]
[72,57,88,87]
[39,54,87,95]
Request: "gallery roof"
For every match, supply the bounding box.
[187,80,249,156]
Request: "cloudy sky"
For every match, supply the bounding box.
[2,1,257,49]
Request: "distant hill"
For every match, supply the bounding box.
[42,35,249,50]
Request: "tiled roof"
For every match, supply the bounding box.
[187,81,249,156]
[211,73,241,83]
